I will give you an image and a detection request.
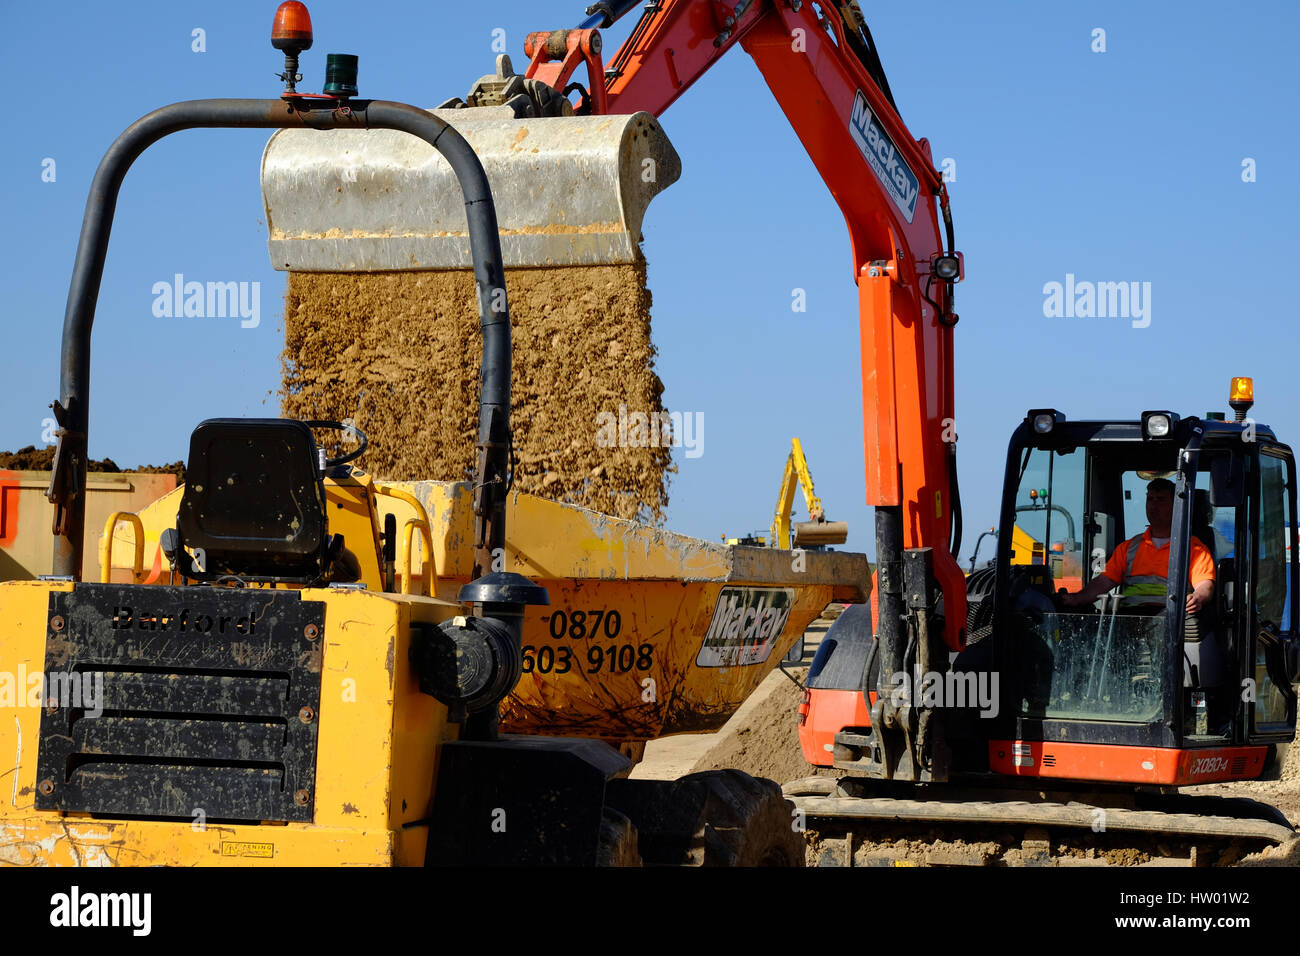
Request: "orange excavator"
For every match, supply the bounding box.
[494,1,1300,863]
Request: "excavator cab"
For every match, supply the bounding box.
[977,400,1299,784]
[792,395,1300,863]
[801,388,1299,793]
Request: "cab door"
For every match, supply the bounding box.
[1245,444,1298,746]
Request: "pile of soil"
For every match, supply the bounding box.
[0,446,182,478]
[280,261,673,523]
[692,667,834,785]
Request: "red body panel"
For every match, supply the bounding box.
[0,471,18,545]
[989,740,1272,786]
[799,687,873,767]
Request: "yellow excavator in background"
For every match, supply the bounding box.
[771,438,849,550]
[725,438,849,550]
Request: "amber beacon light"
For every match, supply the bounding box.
[1229,376,1254,421]
[272,2,314,94]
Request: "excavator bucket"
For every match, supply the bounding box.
[261,58,685,521]
[793,519,850,548]
[261,105,681,271]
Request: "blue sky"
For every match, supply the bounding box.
[2,1,1297,560]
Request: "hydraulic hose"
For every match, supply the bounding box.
[948,447,963,564]
[578,0,644,29]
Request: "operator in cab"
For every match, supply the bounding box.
[1061,478,1215,614]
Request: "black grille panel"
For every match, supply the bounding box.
[74,716,286,762]
[36,584,325,823]
[97,671,291,716]
[64,765,287,820]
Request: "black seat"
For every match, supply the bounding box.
[175,418,330,582]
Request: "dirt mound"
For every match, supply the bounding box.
[280,261,672,523]
[0,446,183,478]
[0,445,113,471]
[1281,737,1300,783]
[692,667,831,785]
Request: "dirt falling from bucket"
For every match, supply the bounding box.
[280,260,673,523]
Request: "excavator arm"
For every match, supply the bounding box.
[772,438,824,548]
[524,0,968,780]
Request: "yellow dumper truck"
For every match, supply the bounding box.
[0,8,865,867]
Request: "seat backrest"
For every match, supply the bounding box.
[177,418,329,580]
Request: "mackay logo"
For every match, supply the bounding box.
[696,587,795,668]
[849,91,919,223]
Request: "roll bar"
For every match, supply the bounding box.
[47,98,513,581]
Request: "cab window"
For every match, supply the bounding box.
[1254,452,1293,733]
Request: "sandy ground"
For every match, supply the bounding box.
[630,666,810,782]
[689,663,830,784]
[632,622,828,783]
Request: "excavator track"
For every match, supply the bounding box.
[784,777,1297,867]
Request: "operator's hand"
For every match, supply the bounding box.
[1061,591,1086,609]
[1186,580,1213,615]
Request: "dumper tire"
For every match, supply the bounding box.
[595,808,643,867]
[679,770,806,867]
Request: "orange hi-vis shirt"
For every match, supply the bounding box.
[1103,528,1216,591]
